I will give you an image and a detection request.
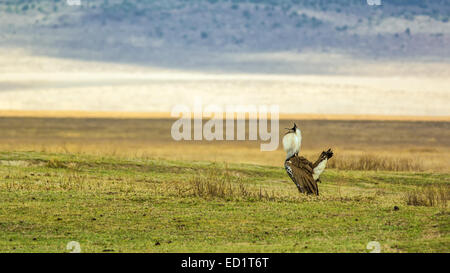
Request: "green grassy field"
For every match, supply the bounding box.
[0,151,448,253]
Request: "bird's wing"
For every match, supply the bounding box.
[284,156,319,195]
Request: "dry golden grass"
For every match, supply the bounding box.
[184,173,280,201]
[0,116,449,172]
[328,153,425,172]
[405,185,449,208]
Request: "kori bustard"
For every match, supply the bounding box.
[282,123,333,195]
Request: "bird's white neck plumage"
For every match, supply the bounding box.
[296,128,302,152]
[282,127,302,159]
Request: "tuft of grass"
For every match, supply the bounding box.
[328,154,423,172]
[186,175,279,201]
[405,185,449,208]
[46,158,67,169]
[169,164,287,201]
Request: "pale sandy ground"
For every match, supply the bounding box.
[1,110,450,122]
[0,48,449,116]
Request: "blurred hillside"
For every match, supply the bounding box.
[1,0,449,74]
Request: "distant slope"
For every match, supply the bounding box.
[1,0,449,73]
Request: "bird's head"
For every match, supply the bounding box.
[285,123,298,133]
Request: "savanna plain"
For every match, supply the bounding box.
[0,116,448,252]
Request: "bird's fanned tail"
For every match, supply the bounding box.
[312,148,333,181]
